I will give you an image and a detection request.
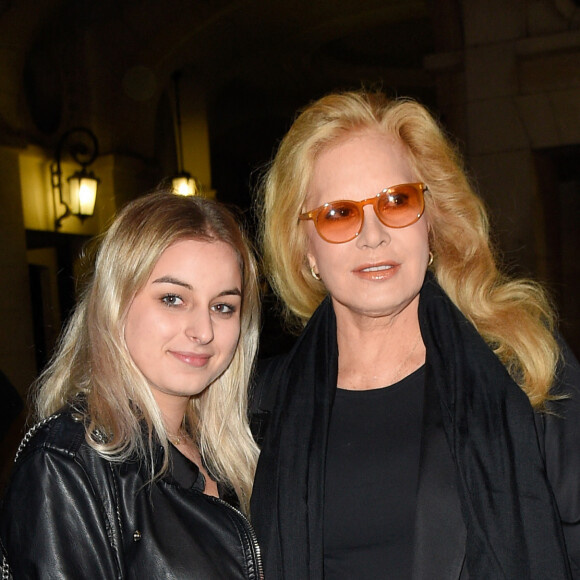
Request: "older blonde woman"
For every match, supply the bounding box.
[1,191,263,579]
[250,90,580,579]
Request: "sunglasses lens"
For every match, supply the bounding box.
[317,202,361,243]
[377,184,424,227]
[305,183,425,243]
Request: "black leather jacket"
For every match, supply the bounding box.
[0,410,263,579]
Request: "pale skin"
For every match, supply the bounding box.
[125,238,243,497]
[304,130,430,390]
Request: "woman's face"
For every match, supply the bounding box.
[124,239,242,408]
[304,130,430,321]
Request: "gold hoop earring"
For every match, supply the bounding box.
[310,265,321,281]
[428,251,434,267]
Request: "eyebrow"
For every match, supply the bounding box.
[152,276,242,297]
[152,276,192,290]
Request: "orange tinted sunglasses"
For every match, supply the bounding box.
[299,182,426,243]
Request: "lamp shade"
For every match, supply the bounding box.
[67,170,99,217]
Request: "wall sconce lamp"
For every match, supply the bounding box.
[171,71,200,196]
[51,127,100,229]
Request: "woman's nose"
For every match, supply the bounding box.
[185,310,214,344]
[355,205,391,248]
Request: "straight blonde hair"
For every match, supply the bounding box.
[258,90,559,410]
[34,191,260,513]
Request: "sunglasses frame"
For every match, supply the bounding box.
[299,182,427,244]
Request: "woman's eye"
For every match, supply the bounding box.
[325,204,356,221]
[161,294,183,307]
[212,303,236,316]
[387,193,409,207]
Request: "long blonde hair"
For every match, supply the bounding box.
[34,191,260,513]
[258,90,559,409]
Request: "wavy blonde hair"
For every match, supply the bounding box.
[258,90,559,410]
[34,191,260,513]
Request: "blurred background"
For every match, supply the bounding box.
[1,0,579,469]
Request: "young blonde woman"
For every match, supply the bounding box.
[1,191,263,579]
[250,90,580,579]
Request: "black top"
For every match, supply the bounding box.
[250,277,579,580]
[324,366,425,579]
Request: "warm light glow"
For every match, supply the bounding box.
[172,174,198,196]
[68,172,98,216]
[79,178,98,215]
[52,127,100,229]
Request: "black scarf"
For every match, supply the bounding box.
[251,274,571,579]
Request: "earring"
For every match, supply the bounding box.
[428,251,434,267]
[310,265,321,281]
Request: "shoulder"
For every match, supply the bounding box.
[534,336,580,418]
[540,338,580,419]
[9,408,114,491]
[554,338,580,397]
[534,337,580,487]
[0,412,128,579]
[2,411,108,525]
[2,409,124,536]
[15,410,88,463]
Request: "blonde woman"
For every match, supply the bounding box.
[250,90,580,579]
[1,191,263,579]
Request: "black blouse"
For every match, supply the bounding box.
[324,366,425,579]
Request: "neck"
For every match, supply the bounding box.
[150,390,190,437]
[334,297,425,390]
[334,294,420,349]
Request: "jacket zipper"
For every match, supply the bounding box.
[208,496,264,580]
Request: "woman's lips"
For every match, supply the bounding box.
[170,351,211,367]
[354,262,398,280]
